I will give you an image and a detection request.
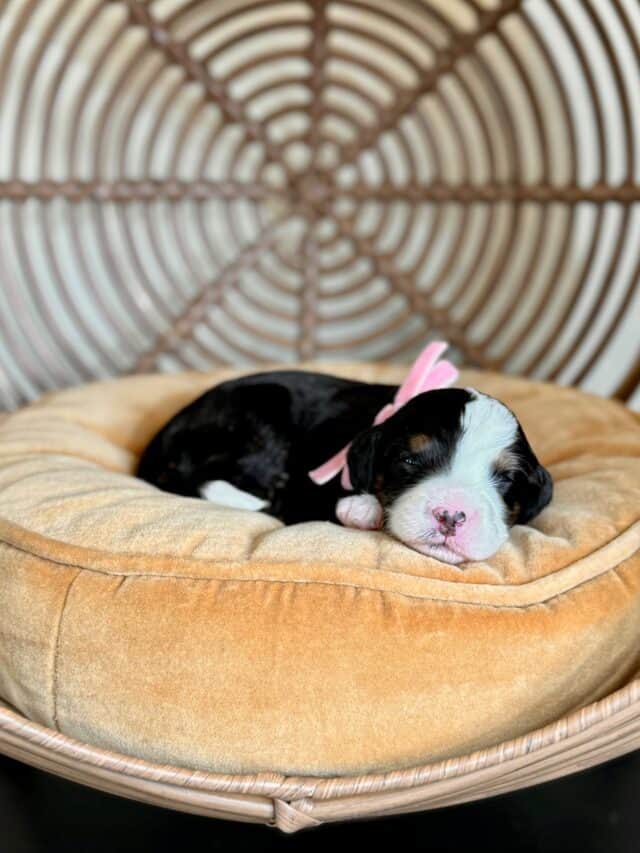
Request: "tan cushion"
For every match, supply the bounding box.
[1,364,639,777]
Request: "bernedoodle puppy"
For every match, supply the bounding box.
[138,368,552,565]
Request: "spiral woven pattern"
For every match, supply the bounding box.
[0,0,639,408]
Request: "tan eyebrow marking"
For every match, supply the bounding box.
[409,433,431,453]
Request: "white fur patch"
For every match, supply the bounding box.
[454,390,518,484]
[199,480,269,511]
[387,390,518,563]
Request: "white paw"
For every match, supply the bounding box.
[199,480,269,511]
[336,494,383,530]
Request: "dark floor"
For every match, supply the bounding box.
[1,750,638,853]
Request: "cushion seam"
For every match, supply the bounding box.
[1,530,638,612]
[51,569,82,732]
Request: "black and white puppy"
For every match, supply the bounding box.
[137,371,552,564]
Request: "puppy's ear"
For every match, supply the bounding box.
[347,426,382,493]
[514,463,553,524]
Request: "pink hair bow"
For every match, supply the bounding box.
[308,341,459,490]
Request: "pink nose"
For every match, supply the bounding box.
[432,507,467,536]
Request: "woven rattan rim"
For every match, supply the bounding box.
[2,678,639,831]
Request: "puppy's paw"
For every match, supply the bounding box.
[336,494,383,530]
[199,480,269,511]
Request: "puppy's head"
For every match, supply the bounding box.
[346,388,552,564]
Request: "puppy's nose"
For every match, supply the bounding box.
[433,507,466,535]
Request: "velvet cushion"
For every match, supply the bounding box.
[0,364,639,777]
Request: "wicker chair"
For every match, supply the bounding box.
[0,0,638,832]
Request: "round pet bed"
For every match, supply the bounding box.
[0,363,639,831]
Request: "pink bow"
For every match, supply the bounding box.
[308,341,459,490]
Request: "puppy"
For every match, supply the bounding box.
[137,371,552,564]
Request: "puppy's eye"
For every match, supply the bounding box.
[399,453,420,467]
[495,470,516,491]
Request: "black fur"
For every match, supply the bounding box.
[494,425,554,524]
[138,371,393,524]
